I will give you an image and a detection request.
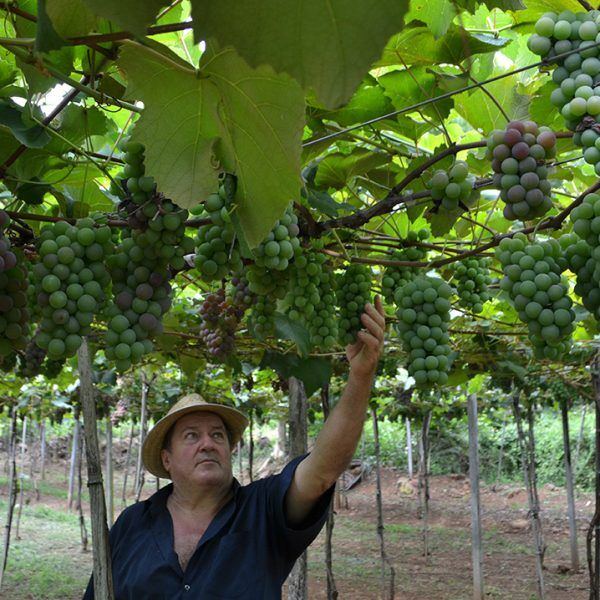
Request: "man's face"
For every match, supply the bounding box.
[160,411,233,490]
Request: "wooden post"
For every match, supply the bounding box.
[105,416,114,526]
[418,411,432,563]
[287,377,308,600]
[121,422,134,509]
[0,405,18,590]
[574,403,588,482]
[468,394,483,600]
[405,417,413,480]
[68,418,80,510]
[14,415,27,540]
[78,339,114,600]
[560,398,579,572]
[589,356,600,600]
[40,418,46,482]
[248,410,254,482]
[372,406,395,600]
[134,373,148,502]
[512,390,546,600]
[321,383,338,600]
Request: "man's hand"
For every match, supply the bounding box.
[345,295,386,378]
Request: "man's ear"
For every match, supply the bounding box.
[161,449,171,473]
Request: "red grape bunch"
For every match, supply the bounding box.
[486,121,556,221]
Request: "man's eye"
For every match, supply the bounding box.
[185,431,198,440]
[212,432,224,440]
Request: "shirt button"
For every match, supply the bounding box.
[184,585,190,591]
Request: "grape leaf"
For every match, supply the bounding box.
[36,0,65,52]
[80,0,169,36]
[273,313,311,357]
[260,351,332,397]
[314,149,389,190]
[0,100,50,147]
[118,41,304,248]
[190,0,409,109]
[46,0,97,38]
[405,0,457,39]
[378,25,510,67]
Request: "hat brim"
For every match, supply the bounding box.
[142,403,248,479]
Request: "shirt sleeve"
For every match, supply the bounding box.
[266,453,335,561]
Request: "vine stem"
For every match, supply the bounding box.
[0,44,141,113]
[303,40,600,148]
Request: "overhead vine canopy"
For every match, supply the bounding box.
[0,0,599,394]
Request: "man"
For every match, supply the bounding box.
[84,297,385,599]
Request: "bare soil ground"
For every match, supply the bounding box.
[0,452,594,599]
[305,469,592,599]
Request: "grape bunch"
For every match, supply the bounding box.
[560,232,600,323]
[105,231,171,371]
[394,274,453,386]
[199,288,242,360]
[308,254,338,349]
[486,121,556,221]
[253,204,301,271]
[31,218,112,361]
[381,229,429,304]
[336,264,372,345]
[427,161,476,211]
[574,129,600,175]
[230,274,256,312]
[449,256,492,314]
[114,139,155,227]
[496,234,575,359]
[17,338,46,377]
[111,398,129,426]
[0,211,29,363]
[115,139,193,270]
[528,11,600,131]
[284,250,338,349]
[246,264,290,338]
[194,188,243,281]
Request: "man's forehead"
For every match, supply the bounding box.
[174,411,226,430]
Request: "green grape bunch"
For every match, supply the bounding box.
[336,263,372,346]
[559,232,600,328]
[496,234,575,360]
[381,229,429,304]
[449,256,492,314]
[0,211,30,364]
[528,10,600,132]
[283,249,338,350]
[486,120,556,221]
[252,204,301,271]
[394,274,453,387]
[32,218,113,361]
[427,161,476,212]
[194,186,243,281]
[246,263,290,338]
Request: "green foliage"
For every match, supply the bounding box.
[190,0,410,109]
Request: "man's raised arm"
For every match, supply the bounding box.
[285,296,385,526]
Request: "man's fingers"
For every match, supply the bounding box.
[360,312,384,343]
[363,299,385,329]
[356,329,381,354]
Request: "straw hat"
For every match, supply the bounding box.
[142,393,249,479]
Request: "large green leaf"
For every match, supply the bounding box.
[405,0,457,38]
[118,41,304,247]
[46,0,98,38]
[378,25,510,67]
[513,0,582,25]
[80,0,169,36]
[323,79,394,128]
[314,148,389,190]
[379,67,455,122]
[453,77,529,134]
[0,100,50,147]
[260,351,332,397]
[190,0,409,109]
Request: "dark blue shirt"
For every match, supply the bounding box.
[83,455,333,599]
